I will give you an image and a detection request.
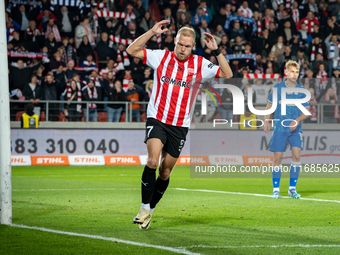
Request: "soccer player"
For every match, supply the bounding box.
[126,20,233,229]
[264,60,310,199]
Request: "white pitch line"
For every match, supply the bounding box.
[172,188,340,204]
[13,187,340,204]
[13,188,138,192]
[11,224,200,255]
[176,244,340,249]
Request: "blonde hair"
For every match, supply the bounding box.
[176,27,196,41]
[285,60,300,71]
[145,80,153,90]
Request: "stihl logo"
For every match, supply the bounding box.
[110,157,136,163]
[11,158,26,163]
[37,158,64,164]
[248,157,273,164]
[75,157,100,163]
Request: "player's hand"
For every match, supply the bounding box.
[203,33,218,50]
[289,120,299,131]
[151,20,170,35]
[264,121,271,133]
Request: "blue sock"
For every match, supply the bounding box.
[289,161,301,189]
[272,165,282,190]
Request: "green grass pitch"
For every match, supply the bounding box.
[1,165,340,255]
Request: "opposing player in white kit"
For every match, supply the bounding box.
[126,20,233,229]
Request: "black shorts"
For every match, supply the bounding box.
[144,118,189,158]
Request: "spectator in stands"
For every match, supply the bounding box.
[82,79,99,122]
[36,9,57,32]
[12,4,40,35]
[291,1,301,26]
[125,81,141,122]
[320,87,339,123]
[139,11,155,32]
[22,75,44,118]
[50,50,65,71]
[311,23,325,40]
[43,72,59,121]
[198,0,213,22]
[54,64,68,99]
[66,60,77,80]
[160,32,173,51]
[278,46,296,74]
[61,37,76,64]
[9,30,25,50]
[65,80,82,122]
[144,80,153,102]
[326,18,340,36]
[191,6,209,26]
[251,79,271,105]
[297,11,320,34]
[230,21,245,40]
[268,22,278,42]
[298,23,313,49]
[120,66,134,92]
[6,12,20,44]
[105,77,126,122]
[135,0,146,24]
[96,32,115,71]
[230,35,246,54]
[124,4,137,26]
[309,37,327,62]
[279,20,296,43]
[212,7,227,29]
[219,35,233,54]
[215,24,226,39]
[55,6,76,38]
[130,57,145,84]
[271,36,285,60]
[325,34,340,77]
[43,18,62,43]
[253,29,271,57]
[122,21,142,39]
[80,55,97,68]
[265,60,278,74]
[44,31,60,56]
[75,16,95,49]
[99,59,118,79]
[24,20,40,52]
[9,59,42,91]
[217,88,234,123]
[176,1,192,25]
[102,19,117,36]
[78,35,95,64]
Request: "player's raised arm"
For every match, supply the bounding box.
[264,102,273,133]
[126,20,170,60]
[203,32,233,78]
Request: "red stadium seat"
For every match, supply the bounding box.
[40,111,45,121]
[98,111,108,122]
[58,112,67,122]
[141,112,147,122]
[15,111,25,121]
[120,112,126,122]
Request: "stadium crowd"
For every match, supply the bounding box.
[5,0,340,123]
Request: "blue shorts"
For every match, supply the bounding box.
[269,131,303,152]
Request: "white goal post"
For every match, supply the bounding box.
[0,2,12,225]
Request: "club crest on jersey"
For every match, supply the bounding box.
[161,76,191,89]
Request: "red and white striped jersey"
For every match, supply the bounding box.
[143,49,220,127]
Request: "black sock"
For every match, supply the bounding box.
[141,165,157,204]
[150,177,170,209]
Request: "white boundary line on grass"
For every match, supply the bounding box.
[13,188,138,192]
[176,244,340,249]
[13,187,340,203]
[172,188,340,204]
[11,224,201,255]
